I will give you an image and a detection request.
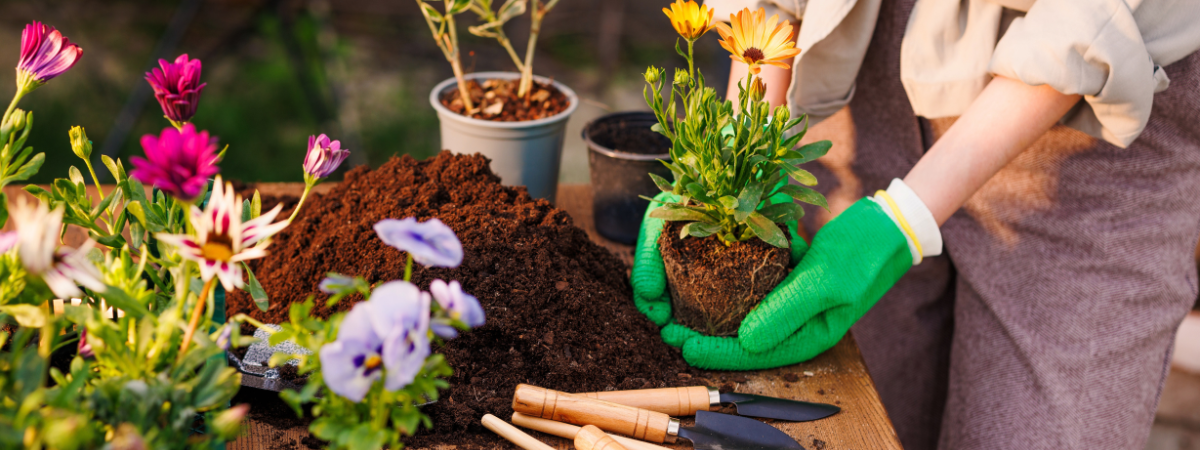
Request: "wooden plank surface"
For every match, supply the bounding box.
[6,182,902,450]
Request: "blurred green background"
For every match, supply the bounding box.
[2,0,729,184]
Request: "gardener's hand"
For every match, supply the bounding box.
[630,192,808,327]
[660,197,914,369]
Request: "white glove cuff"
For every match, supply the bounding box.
[869,179,943,265]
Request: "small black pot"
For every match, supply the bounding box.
[583,112,673,245]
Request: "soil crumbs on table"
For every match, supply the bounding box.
[440,78,569,122]
[227,151,706,449]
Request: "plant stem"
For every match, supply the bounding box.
[403,253,414,282]
[445,14,476,113]
[1,89,25,134]
[687,39,695,84]
[494,31,526,73]
[518,3,543,99]
[288,182,314,223]
[179,277,216,357]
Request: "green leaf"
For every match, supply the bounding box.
[681,222,721,238]
[685,182,714,204]
[251,190,262,219]
[101,155,123,182]
[717,196,739,210]
[648,173,674,193]
[126,201,148,227]
[782,163,818,186]
[96,287,150,318]
[418,1,445,22]
[746,212,789,248]
[6,152,44,183]
[0,194,6,228]
[759,201,804,223]
[241,199,251,223]
[734,183,763,222]
[0,305,46,327]
[91,232,126,249]
[244,263,270,312]
[448,0,472,15]
[778,184,829,210]
[648,205,715,223]
[795,140,832,162]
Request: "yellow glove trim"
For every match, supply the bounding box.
[875,190,923,257]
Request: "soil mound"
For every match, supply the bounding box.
[226,151,704,448]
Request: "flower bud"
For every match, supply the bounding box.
[78,329,95,358]
[211,404,249,440]
[749,77,767,103]
[644,66,661,84]
[70,126,92,160]
[2,108,26,136]
[673,70,691,86]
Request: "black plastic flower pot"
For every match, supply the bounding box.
[582,112,673,245]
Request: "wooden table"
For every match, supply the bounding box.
[4,182,902,450]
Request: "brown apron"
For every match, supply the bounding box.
[799,1,1200,448]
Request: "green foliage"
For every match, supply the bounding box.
[642,47,831,248]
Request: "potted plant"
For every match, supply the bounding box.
[582,111,673,245]
[420,0,578,202]
[640,3,831,336]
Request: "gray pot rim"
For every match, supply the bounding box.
[582,111,671,161]
[429,71,579,129]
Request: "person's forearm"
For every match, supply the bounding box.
[727,60,793,109]
[903,76,1081,225]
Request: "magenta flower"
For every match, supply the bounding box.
[145,54,206,123]
[303,134,350,180]
[130,124,220,202]
[78,329,94,358]
[16,21,82,87]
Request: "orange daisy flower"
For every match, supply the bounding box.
[715,8,800,74]
[663,0,716,41]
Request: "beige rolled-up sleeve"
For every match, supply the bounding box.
[706,0,806,22]
[989,0,1200,147]
[706,0,882,125]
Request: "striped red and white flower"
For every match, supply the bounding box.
[156,176,289,290]
[11,200,104,298]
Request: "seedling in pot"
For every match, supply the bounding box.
[641,2,832,335]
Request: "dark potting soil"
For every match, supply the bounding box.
[226,152,707,448]
[588,117,671,155]
[439,78,569,122]
[659,221,791,336]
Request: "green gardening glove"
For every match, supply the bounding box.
[659,198,912,370]
[631,192,809,326]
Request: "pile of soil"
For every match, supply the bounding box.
[659,221,790,336]
[226,152,707,448]
[440,78,569,122]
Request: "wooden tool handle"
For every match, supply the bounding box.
[481,414,555,450]
[511,413,671,450]
[512,384,674,443]
[576,425,628,450]
[578,386,715,416]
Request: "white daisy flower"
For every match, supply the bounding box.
[156,176,289,290]
[11,200,105,298]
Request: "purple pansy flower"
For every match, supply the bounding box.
[130,124,220,203]
[145,54,206,123]
[319,281,433,401]
[303,134,350,179]
[368,281,432,391]
[16,21,82,86]
[319,302,387,402]
[374,218,463,268]
[0,231,16,253]
[429,279,485,339]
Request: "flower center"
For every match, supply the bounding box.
[363,355,382,371]
[743,47,764,63]
[201,233,236,262]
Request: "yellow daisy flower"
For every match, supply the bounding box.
[715,8,800,74]
[663,0,716,41]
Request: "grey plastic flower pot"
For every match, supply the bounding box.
[430,71,578,202]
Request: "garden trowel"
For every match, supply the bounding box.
[512,384,805,450]
[578,386,840,422]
